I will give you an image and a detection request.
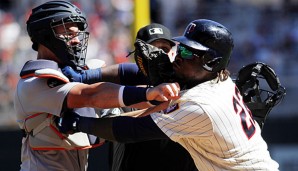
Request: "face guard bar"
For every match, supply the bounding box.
[51,15,89,68]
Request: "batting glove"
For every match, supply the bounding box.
[55,111,81,134]
[62,66,102,84]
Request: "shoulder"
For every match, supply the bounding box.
[17,76,79,100]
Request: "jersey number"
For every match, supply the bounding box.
[233,87,256,139]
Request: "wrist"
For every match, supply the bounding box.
[119,86,148,106]
[83,68,102,84]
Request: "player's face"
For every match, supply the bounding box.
[173,45,206,84]
[51,21,89,67]
[150,40,172,53]
[53,23,81,46]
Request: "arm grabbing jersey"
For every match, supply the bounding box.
[62,63,150,85]
[56,112,168,142]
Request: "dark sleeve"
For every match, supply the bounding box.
[78,115,168,143]
[112,115,169,143]
[118,63,150,85]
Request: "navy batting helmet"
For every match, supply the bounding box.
[26,1,89,68]
[173,19,234,72]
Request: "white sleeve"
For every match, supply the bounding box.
[150,101,213,141]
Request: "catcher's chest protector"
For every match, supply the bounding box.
[19,60,103,150]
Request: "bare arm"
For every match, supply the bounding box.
[67,82,122,109]
[66,82,180,109]
[101,64,121,84]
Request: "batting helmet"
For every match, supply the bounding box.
[26,1,89,68]
[173,19,234,72]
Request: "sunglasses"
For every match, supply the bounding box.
[176,45,205,59]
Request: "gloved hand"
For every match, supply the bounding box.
[62,66,86,83]
[62,66,102,84]
[55,111,81,134]
[133,39,174,86]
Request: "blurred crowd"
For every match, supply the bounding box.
[0,0,298,128]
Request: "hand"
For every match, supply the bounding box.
[146,82,180,102]
[61,66,85,82]
[134,39,174,86]
[62,66,102,84]
[55,111,81,134]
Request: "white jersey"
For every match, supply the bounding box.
[14,76,89,171]
[151,77,279,171]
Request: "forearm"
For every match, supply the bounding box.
[102,63,150,85]
[67,82,149,109]
[129,102,152,109]
[63,63,150,85]
[101,64,121,84]
[78,115,168,143]
[112,116,169,143]
[66,81,179,110]
[67,82,121,108]
[78,117,116,141]
[122,101,170,118]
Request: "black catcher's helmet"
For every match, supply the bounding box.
[26,1,89,68]
[236,62,286,129]
[173,19,234,72]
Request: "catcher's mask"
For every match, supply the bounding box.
[26,1,89,68]
[235,62,286,129]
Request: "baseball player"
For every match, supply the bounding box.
[57,19,279,170]
[14,1,179,171]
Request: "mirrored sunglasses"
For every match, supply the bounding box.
[176,45,204,59]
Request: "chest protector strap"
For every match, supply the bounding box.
[21,60,104,150]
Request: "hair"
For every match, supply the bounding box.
[218,69,230,82]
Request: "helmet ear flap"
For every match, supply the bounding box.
[201,49,222,72]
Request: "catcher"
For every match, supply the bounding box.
[15,1,179,171]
